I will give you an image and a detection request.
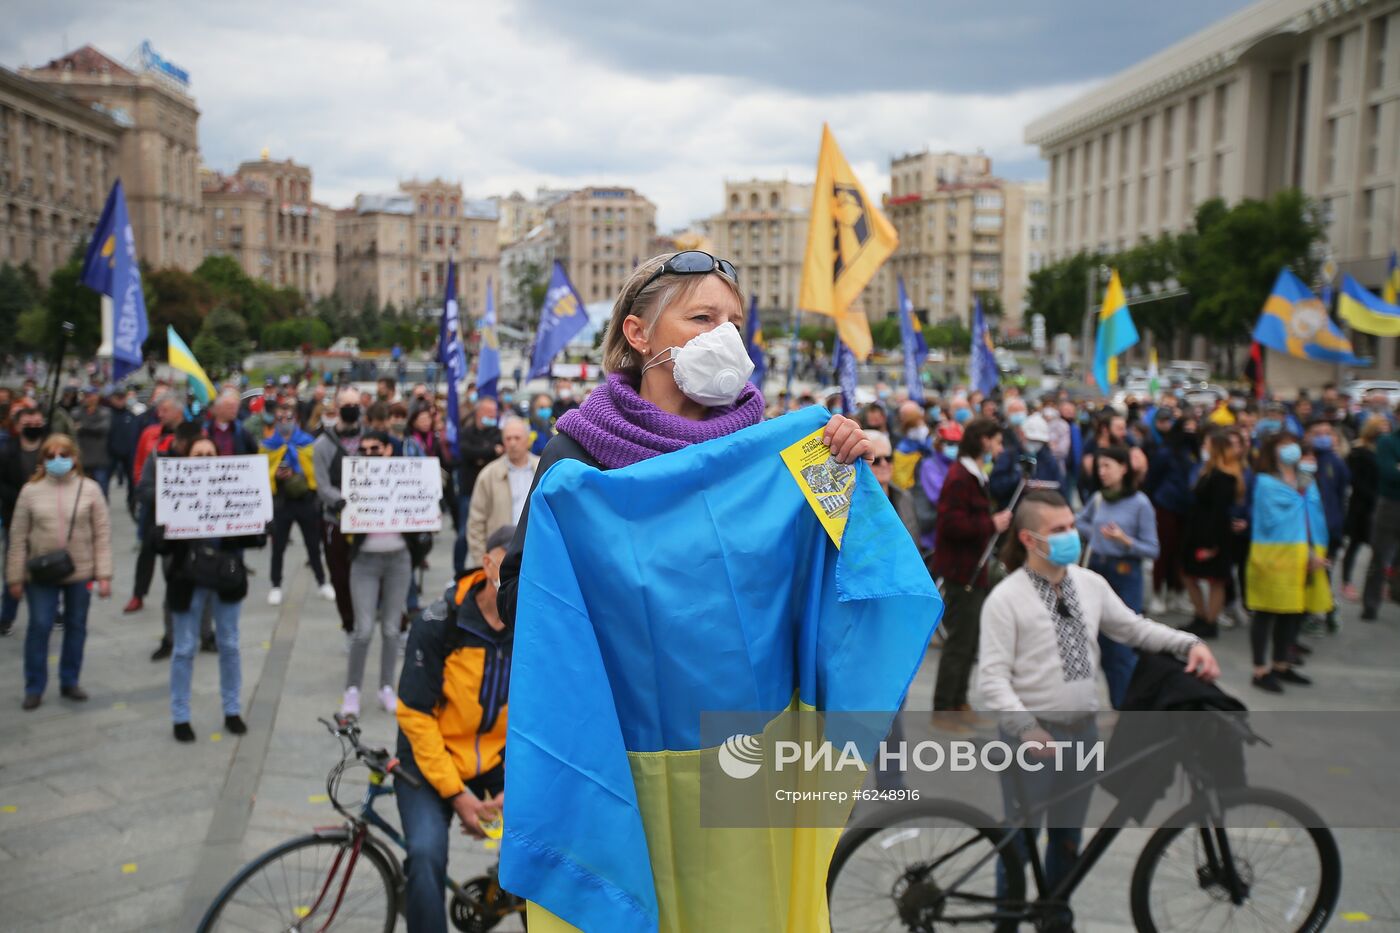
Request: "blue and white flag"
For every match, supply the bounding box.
[744,295,766,389]
[81,179,148,382]
[969,296,999,397]
[896,277,926,404]
[438,261,469,457]
[528,261,588,380]
[833,334,858,415]
[477,277,501,399]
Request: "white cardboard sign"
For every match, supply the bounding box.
[340,457,443,533]
[156,454,274,540]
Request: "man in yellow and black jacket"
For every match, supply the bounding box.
[395,524,513,933]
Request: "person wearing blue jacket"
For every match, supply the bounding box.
[105,386,142,519]
[1303,419,1349,633]
[990,411,1064,508]
[1145,416,1199,614]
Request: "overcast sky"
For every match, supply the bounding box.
[4,0,1256,230]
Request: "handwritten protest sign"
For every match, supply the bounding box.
[156,455,274,539]
[341,457,443,533]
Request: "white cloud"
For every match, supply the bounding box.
[4,1,1086,229]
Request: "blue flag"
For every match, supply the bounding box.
[744,295,766,388]
[528,261,588,380]
[833,334,858,415]
[896,277,926,404]
[81,179,148,382]
[477,277,501,399]
[438,261,469,457]
[969,296,998,396]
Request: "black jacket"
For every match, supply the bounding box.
[154,528,267,612]
[0,433,47,527]
[457,421,503,496]
[1101,653,1248,822]
[107,406,142,460]
[496,431,601,630]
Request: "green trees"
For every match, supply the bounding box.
[192,306,251,373]
[1025,188,1326,371]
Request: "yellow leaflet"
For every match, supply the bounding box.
[781,428,855,548]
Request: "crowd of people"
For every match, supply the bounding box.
[2,248,1399,930]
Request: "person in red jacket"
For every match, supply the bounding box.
[125,394,184,615]
[929,417,1010,713]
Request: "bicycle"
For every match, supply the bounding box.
[198,714,525,932]
[826,712,1340,932]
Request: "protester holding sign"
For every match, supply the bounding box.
[262,402,332,607]
[155,436,267,743]
[340,431,426,719]
[7,434,112,710]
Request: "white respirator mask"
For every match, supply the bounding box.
[641,321,754,407]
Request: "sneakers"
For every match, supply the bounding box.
[1147,593,1167,615]
[1183,617,1219,640]
[319,583,337,601]
[378,686,398,714]
[123,596,144,614]
[0,621,13,638]
[59,685,89,701]
[268,587,283,607]
[1276,668,1312,686]
[1300,618,1326,637]
[173,722,196,743]
[22,694,41,711]
[1252,672,1284,693]
[1168,592,1195,615]
[151,638,172,662]
[224,714,248,734]
[340,686,361,718]
[1220,603,1247,628]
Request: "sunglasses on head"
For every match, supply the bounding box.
[630,251,738,310]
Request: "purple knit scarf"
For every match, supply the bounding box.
[555,372,765,469]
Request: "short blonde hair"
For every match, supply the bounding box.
[601,252,746,377]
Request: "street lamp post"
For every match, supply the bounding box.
[1081,263,1109,373]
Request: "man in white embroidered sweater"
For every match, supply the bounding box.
[978,489,1219,924]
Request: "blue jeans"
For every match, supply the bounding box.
[996,721,1098,921]
[395,752,504,933]
[170,586,243,723]
[89,466,112,499]
[24,581,92,696]
[453,494,472,577]
[1090,557,1142,709]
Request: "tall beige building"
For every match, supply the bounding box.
[708,179,812,318]
[336,180,500,317]
[0,66,121,282]
[874,151,1039,327]
[1025,0,1400,373]
[23,45,202,271]
[492,187,571,248]
[335,194,414,311]
[547,187,657,303]
[202,154,336,298]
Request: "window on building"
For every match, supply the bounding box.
[1213,84,1230,144]
[1082,141,1092,186]
[1119,126,1131,177]
[1160,168,1173,222]
[974,192,1003,210]
[770,192,780,209]
[1325,117,1340,183]
[1366,104,1382,174]
[1100,133,1112,179]
[1370,13,1391,89]
[730,193,740,209]
[1066,149,1077,192]
[749,192,760,209]
[1327,34,1346,104]
[1081,193,1091,239]
[1162,105,1175,160]
[1138,176,1150,225]
[1139,115,1153,168]
[1212,152,1226,198]
[419,198,427,215]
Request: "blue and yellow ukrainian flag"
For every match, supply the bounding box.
[1253,268,1363,364]
[1246,473,1333,615]
[1091,269,1138,394]
[1384,249,1399,305]
[1338,272,1400,337]
[501,406,942,933]
[166,325,216,404]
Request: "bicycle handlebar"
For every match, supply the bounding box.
[318,714,422,787]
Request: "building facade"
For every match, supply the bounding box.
[1025,0,1400,371]
[23,45,202,271]
[707,179,813,320]
[547,187,657,304]
[874,151,1039,328]
[202,154,336,298]
[498,220,555,325]
[0,66,121,282]
[335,180,500,318]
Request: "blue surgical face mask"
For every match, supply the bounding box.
[928,406,942,421]
[1277,442,1302,466]
[943,443,959,459]
[1008,412,1026,427]
[1033,529,1082,566]
[469,392,479,404]
[45,456,74,478]
[1311,434,1333,451]
[1298,460,1318,475]
[954,408,972,425]
[480,416,498,428]
[535,406,553,421]
[1258,418,1281,435]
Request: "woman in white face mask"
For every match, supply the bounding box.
[493,249,871,626]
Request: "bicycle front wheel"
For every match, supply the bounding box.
[1130,787,1340,933]
[827,799,1025,932]
[198,830,399,933]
